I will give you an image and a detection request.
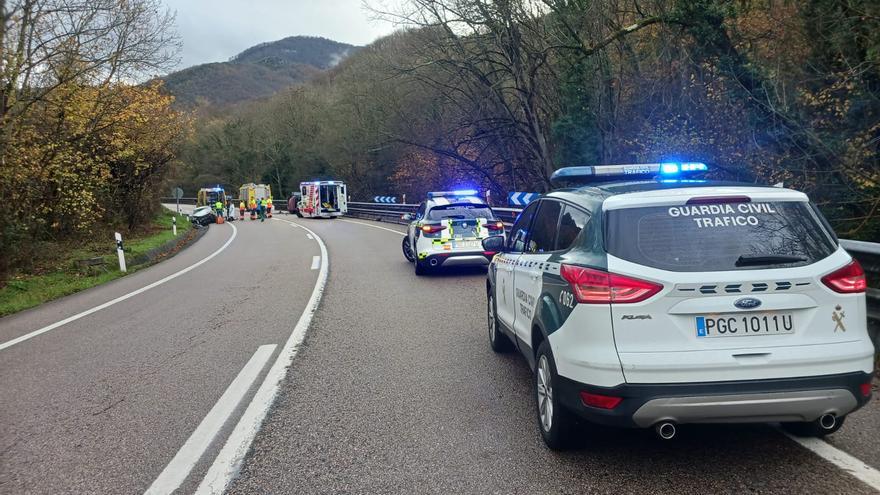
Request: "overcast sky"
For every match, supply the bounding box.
[162,0,400,70]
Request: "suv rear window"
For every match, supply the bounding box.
[427,204,494,220]
[606,201,836,272]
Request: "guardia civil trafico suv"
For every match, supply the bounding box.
[402,190,505,275]
[482,162,874,449]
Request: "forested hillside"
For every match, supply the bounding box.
[179,1,880,240]
[161,36,358,107]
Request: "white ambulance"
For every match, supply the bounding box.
[298,181,347,218]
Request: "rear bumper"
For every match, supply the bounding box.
[421,252,492,268]
[556,371,872,428]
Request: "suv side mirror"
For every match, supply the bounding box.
[482,235,506,253]
[401,213,413,221]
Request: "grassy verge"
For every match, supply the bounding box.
[0,209,193,317]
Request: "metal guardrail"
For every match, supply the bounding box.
[347,202,418,225]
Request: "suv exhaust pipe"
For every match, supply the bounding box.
[655,422,676,440]
[819,414,837,431]
[429,258,439,267]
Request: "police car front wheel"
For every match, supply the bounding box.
[535,341,575,450]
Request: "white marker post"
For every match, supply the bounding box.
[172,216,177,236]
[402,193,406,204]
[115,232,127,272]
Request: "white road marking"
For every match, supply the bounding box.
[310,255,320,270]
[306,233,313,239]
[783,432,880,491]
[144,344,276,495]
[338,218,406,236]
[0,223,238,353]
[195,218,328,495]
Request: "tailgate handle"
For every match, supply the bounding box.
[732,352,771,364]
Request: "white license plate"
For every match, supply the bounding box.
[695,313,794,338]
[454,240,480,249]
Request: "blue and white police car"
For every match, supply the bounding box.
[482,162,874,449]
[401,190,505,275]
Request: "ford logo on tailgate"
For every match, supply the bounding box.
[734,297,762,310]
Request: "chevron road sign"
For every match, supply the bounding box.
[507,192,540,206]
[373,196,398,204]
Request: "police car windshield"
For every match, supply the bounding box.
[427,204,494,220]
[605,201,836,272]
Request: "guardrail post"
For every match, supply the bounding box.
[115,232,127,272]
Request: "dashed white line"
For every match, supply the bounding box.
[0,223,238,352]
[784,432,880,491]
[310,255,320,270]
[195,218,328,495]
[338,218,406,236]
[306,233,314,239]
[144,344,276,495]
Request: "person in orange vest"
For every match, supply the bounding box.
[239,200,245,220]
[249,199,257,220]
[267,197,273,218]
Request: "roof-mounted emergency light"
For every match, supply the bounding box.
[550,162,707,185]
[428,189,479,198]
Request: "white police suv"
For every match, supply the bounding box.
[402,190,505,275]
[482,163,874,449]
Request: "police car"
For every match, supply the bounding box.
[481,163,874,449]
[401,190,505,275]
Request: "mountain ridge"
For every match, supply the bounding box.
[161,36,360,108]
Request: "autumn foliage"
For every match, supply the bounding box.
[0,1,185,279]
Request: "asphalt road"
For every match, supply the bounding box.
[225,217,879,494]
[0,214,320,494]
[1,212,877,494]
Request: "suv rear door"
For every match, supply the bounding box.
[603,188,873,384]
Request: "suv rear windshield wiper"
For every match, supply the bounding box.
[735,254,808,267]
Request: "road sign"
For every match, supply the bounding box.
[507,192,540,206]
[373,196,398,204]
[172,187,184,214]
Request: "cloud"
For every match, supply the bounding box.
[162,0,397,70]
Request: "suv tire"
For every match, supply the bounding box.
[487,291,512,353]
[535,340,575,450]
[782,415,846,437]
[415,259,429,276]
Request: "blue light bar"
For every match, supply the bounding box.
[551,162,708,184]
[428,189,479,198]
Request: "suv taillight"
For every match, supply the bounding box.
[560,264,662,304]
[486,221,505,231]
[821,260,866,293]
[421,224,447,234]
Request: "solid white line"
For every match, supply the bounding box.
[306,233,313,239]
[784,432,880,491]
[195,218,328,495]
[338,218,406,236]
[310,255,320,270]
[0,223,238,352]
[144,344,276,495]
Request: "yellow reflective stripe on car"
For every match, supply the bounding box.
[441,219,452,241]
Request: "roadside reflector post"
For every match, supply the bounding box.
[172,216,177,236]
[402,193,406,204]
[115,232,127,272]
